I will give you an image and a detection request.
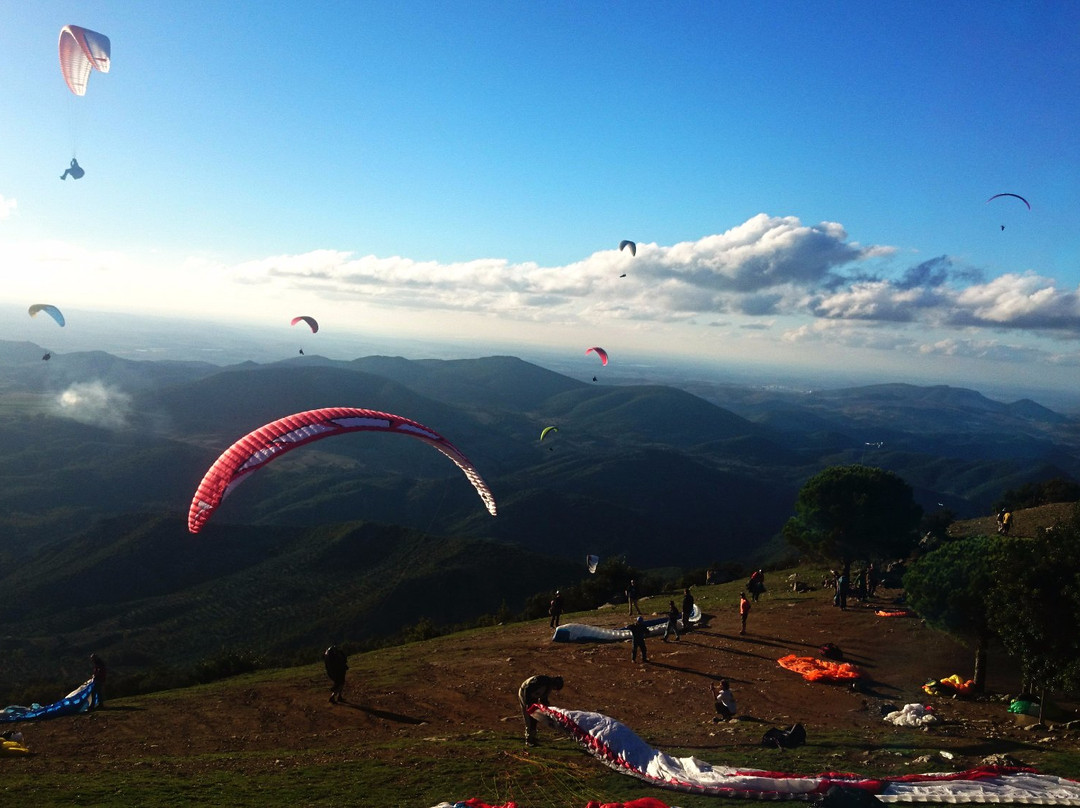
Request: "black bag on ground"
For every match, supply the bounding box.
[761,723,806,749]
[820,642,844,660]
[817,785,883,806]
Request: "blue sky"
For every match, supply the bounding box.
[3,2,1080,398]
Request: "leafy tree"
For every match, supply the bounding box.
[994,476,1080,512]
[783,464,922,578]
[987,506,1080,720]
[904,536,996,691]
[919,506,955,546]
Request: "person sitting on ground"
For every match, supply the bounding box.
[711,679,737,721]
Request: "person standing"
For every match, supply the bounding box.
[89,653,107,706]
[663,600,681,642]
[627,615,649,662]
[681,587,695,633]
[626,579,643,616]
[549,590,564,628]
[517,674,564,747]
[711,679,737,721]
[748,569,765,602]
[323,645,349,704]
[739,592,750,635]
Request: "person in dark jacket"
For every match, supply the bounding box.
[663,600,681,642]
[517,674,563,746]
[90,653,107,705]
[681,587,696,632]
[323,645,349,703]
[549,590,564,628]
[627,615,649,662]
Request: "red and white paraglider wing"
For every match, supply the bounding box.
[187,407,497,533]
[59,25,111,96]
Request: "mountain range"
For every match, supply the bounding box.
[1,339,1078,694]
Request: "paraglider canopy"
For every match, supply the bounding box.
[619,240,636,256]
[986,192,1030,209]
[28,304,65,327]
[290,315,319,333]
[585,346,608,366]
[540,426,558,441]
[59,25,111,96]
[187,406,497,533]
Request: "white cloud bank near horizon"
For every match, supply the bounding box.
[4,213,1080,378]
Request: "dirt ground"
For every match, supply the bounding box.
[7,576,1077,781]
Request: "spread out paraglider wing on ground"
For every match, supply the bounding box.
[552,606,700,643]
[187,407,497,533]
[530,705,1080,803]
[778,654,862,682]
[290,315,319,333]
[585,346,609,366]
[59,25,111,96]
[619,239,637,256]
[28,304,65,327]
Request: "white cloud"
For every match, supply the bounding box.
[948,273,1080,329]
[0,195,15,220]
[50,381,132,429]
[4,213,1080,383]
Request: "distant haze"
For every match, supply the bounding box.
[4,305,1078,414]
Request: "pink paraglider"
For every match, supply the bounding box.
[585,347,609,366]
[290,315,319,333]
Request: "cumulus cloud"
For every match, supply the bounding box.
[231,214,892,323]
[214,214,1080,349]
[948,273,1080,329]
[51,381,131,429]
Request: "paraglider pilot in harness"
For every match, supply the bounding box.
[60,158,84,180]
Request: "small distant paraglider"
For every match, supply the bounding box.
[587,554,600,574]
[28,304,65,327]
[42,353,51,361]
[540,425,558,450]
[59,25,111,177]
[291,316,317,356]
[619,240,636,256]
[987,193,1030,231]
[585,346,608,366]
